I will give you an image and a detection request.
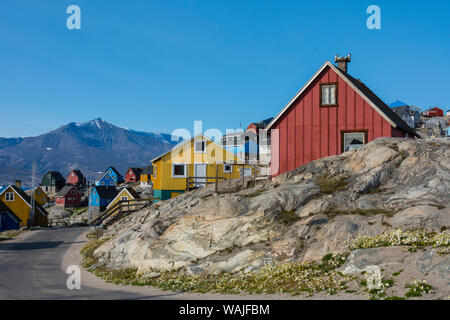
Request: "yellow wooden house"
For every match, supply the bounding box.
[0,185,48,228]
[106,187,141,210]
[150,134,244,200]
[25,186,49,206]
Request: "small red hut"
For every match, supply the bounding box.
[55,186,82,208]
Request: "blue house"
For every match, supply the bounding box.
[95,166,124,186]
[0,200,21,232]
[90,186,119,213]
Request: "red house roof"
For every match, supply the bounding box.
[266,61,418,137]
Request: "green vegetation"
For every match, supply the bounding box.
[348,229,449,250]
[405,280,435,297]
[67,207,88,216]
[384,296,406,300]
[0,229,23,241]
[316,174,348,194]
[81,227,448,297]
[326,208,396,218]
[80,237,110,268]
[82,243,352,295]
[276,210,301,226]
[392,269,404,277]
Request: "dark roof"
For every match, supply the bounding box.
[8,185,49,217]
[71,169,85,178]
[41,171,66,186]
[250,117,274,129]
[93,186,119,199]
[0,200,21,223]
[391,105,410,117]
[337,69,419,137]
[141,165,153,175]
[128,167,143,176]
[56,186,77,197]
[43,171,66,180]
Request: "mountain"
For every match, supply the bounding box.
[0,118,178,186]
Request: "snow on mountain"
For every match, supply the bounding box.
[0,119,178,186]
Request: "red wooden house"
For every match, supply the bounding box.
[125,167,143,183]
[55,186,82,208]
[66,169,86,187]
[266,55,418,177]
[422,107,444,117]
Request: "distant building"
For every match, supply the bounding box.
[246,117,273,164]
[391,105,421,128]
[220,117,273,165]
[151,134,242,201]
[41,171,66,193]
[220,130,246,162]
[125,167,143,184]
[140,165,153,187]
[422,107,444,117]
[95,166,124,186]
[55,186,82,208]
[25,186,49,206]
[0,184,48,228]
[66,169,86,187]
[89,186,119,213]
[106,187,141,210]
[0,200,21,232]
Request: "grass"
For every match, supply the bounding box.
[392,269,404,277]
[0,229,23,241]
[404,280,435,298]
[384,296,406,300]
[326,208,396,219]
[316,174,349,194]
[67,207,88,216]
[80,237,110,268]
[276,210,301,226]
[348,229,449,250]
[81,240,352,295]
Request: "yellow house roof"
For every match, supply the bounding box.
[151,134,242,164]
[0,185,48,216]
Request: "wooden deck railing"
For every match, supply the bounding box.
[89,198,158,227]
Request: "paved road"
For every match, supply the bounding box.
[0,227,287,300]
[0,227,189,299]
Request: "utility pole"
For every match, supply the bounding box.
[28,161,36,228]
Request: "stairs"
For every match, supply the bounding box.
[90,198,155,228]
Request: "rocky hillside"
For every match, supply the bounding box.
[91,137,449,298]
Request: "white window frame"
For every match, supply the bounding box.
[172,163,187,178]
[153,165,157,178]
[194,140,206,154]
[343,132,366,152]
[223,163,233,173]
[121,196,128,201]
[321,84,337,106]
[5,192,14,202]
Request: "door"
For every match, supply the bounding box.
[194,164,207,187]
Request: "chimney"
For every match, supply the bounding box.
[15,180,22,189]
[335,53,351,73]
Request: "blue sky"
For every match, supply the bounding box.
[0,0,449,137]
